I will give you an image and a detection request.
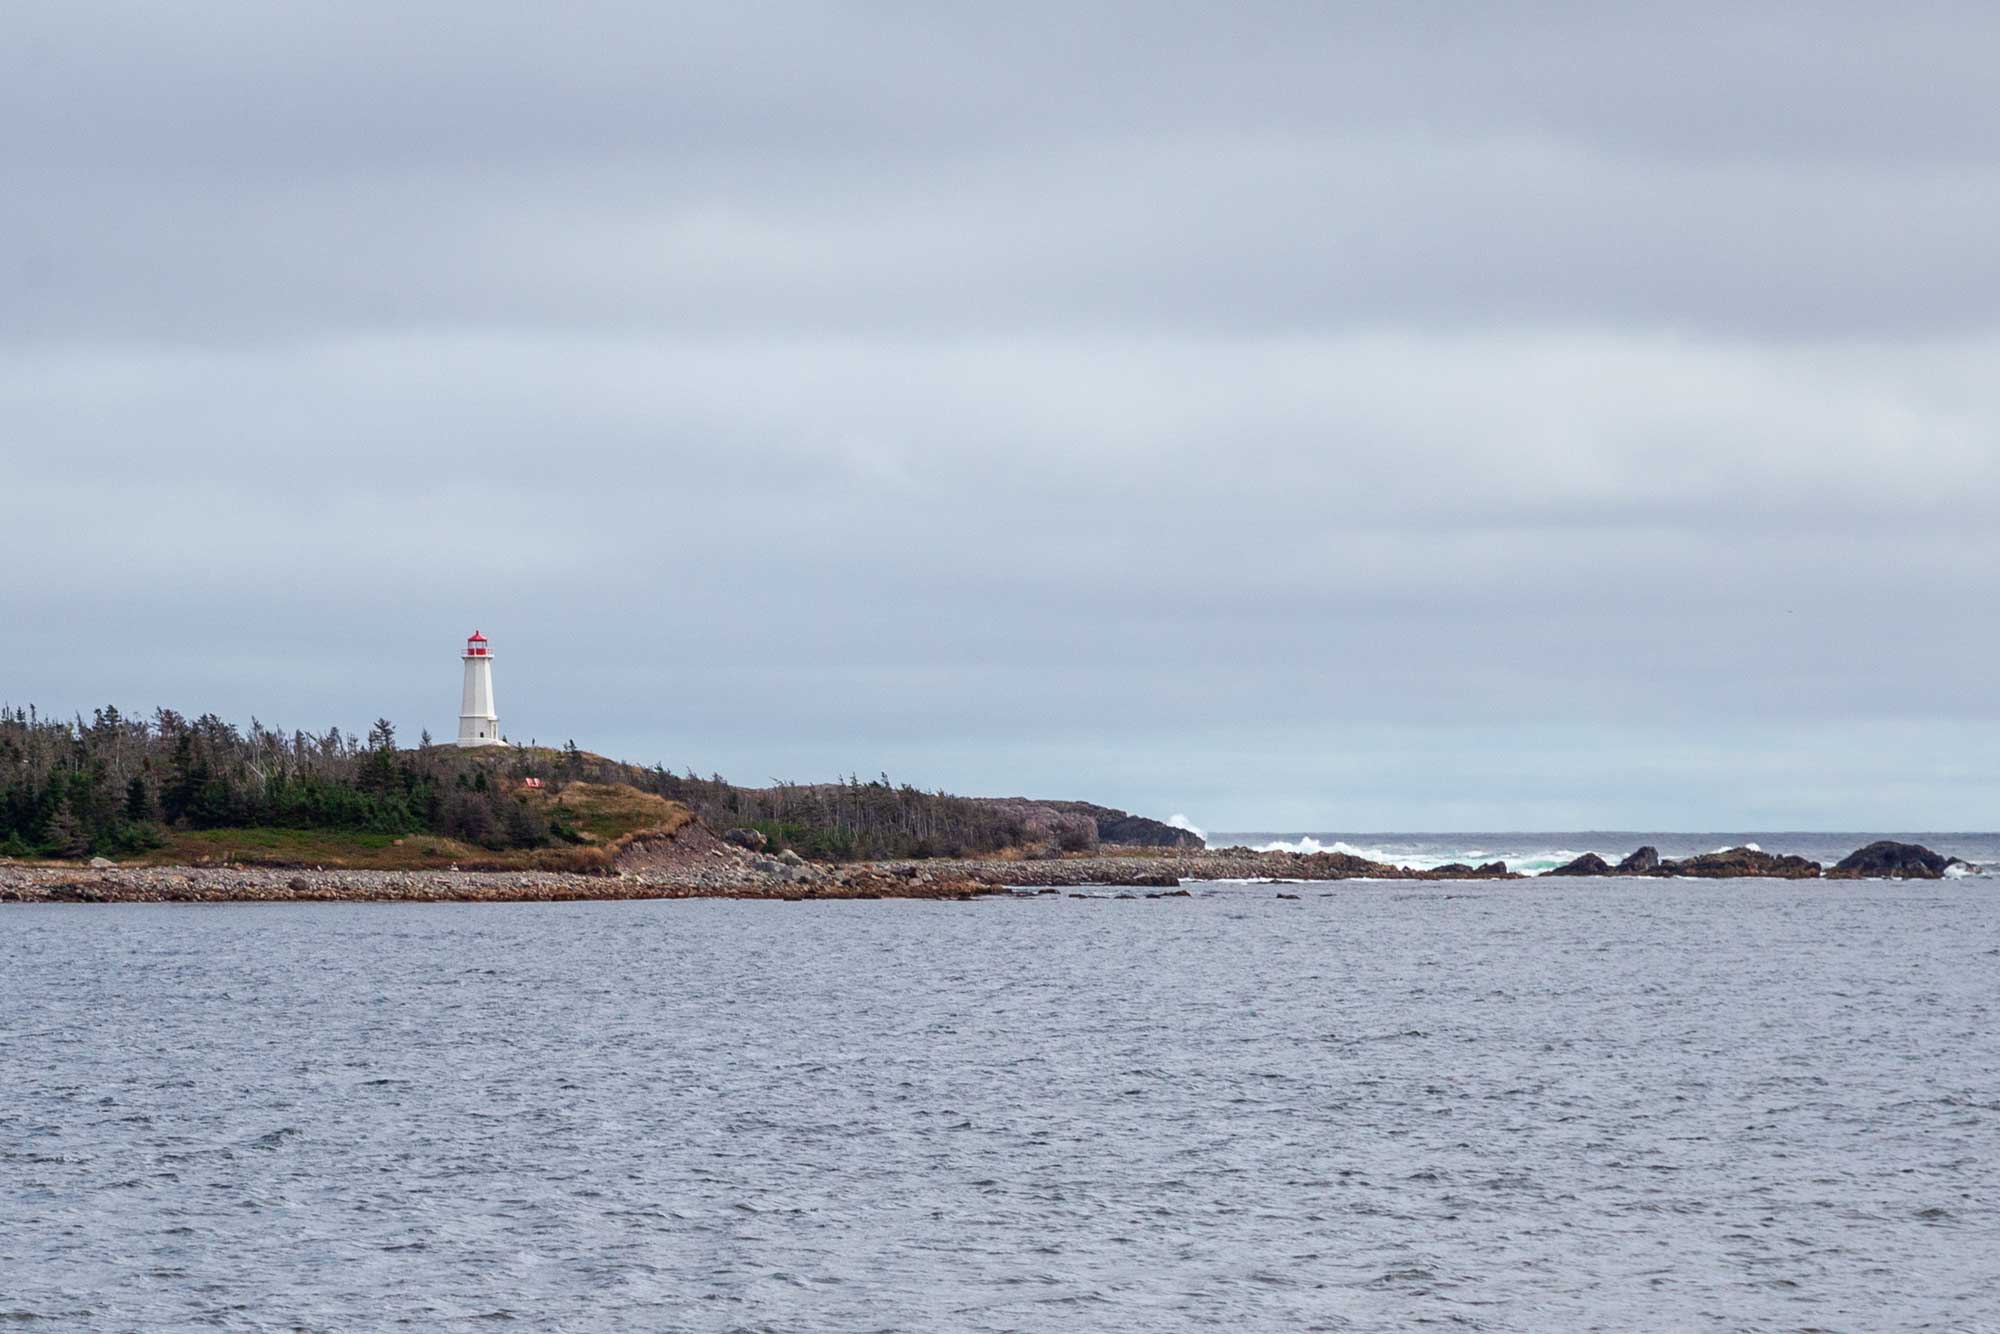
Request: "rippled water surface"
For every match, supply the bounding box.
[4,881,1998,1331]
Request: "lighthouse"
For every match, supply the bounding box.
[455,631,505,747]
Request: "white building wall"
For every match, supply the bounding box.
[456,654,504,747]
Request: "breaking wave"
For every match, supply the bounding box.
[1167,814,1206,841]
[1243,836,1591,876]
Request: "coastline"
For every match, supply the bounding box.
[2,839,1975,905]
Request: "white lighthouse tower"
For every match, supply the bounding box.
[455,631,505,747]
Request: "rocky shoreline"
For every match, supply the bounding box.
[0,839,1975,905]
[1544,840,1967,881]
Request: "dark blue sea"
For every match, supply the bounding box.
[4,841,1998,1330]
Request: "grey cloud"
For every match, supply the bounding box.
[5,3,1999,828]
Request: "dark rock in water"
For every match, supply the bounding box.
[1127,871,1182,887]
[1275,892,1301,900]
[1828,840,1960,879]
[1433,863,1474,875]
[1665,847,1821,879]
[722,827,768,851]
[1161,888,1192,897]
[1547,853,1612,877]
[1476,861,1509,876]
[1615,846,1661,873]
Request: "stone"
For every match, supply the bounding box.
[776,849,806,868]
[1547,852,1613,876]
[88,856,115,869]
[722,828,768,851]
[1664,848,1821,879]
[1275,892,1301,899]
[1614,846,1660,873]
[1827,840,1961,879]
[1475,861,1509,876]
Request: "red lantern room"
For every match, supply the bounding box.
[464,631,489,658]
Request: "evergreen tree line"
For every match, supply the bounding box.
[0,706,570,859]
[2,705,1093,863]
[637,769,1095,861]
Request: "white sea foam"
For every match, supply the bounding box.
[1167,814,1207,841]
[1246,836,1590,875]
[1712,842,1763,854]
[1248,840,1392,860]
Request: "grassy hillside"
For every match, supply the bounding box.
[96,777,692,873]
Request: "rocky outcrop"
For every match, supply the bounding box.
[1044,801,1206,849]
[863,847,1521,888]
[1536,841,1971,880]
[1615,846,1660,873]
[722,827,767,851]
[1547,845,1818,878]
[1665,847,1820,879]
[1097,814,1204,849]
[1826,841,1962,879]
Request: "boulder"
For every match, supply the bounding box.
[1547,852,1612,876]
[1475,861,1509,876]
[722,828,768,852]
[1615,846,1661,874]
[1827,840,1961,880]
[1665,847,1820,879]
[88,856,115,869]
[776,849,806,868]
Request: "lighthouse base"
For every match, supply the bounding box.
[456,719,506,748]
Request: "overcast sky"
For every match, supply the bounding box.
[6,3,1998,829]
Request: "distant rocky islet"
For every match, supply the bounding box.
[1544,839,1964,880]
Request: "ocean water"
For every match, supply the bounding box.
[3,879,1998,1332]
[1214,831,2000,878]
